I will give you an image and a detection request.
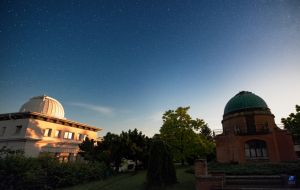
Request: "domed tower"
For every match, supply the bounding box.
[222,91,273,136]
[216,91,296,163]
[19,95,65,118]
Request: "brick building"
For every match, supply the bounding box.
[216,91,296,163]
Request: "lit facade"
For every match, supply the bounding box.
[0,95,101,161]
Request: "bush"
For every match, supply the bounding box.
[146,140,177,188]
[0,152,111,190]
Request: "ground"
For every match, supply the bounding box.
[61,166,195,190]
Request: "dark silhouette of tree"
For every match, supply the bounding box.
[282,105,300,140]
[120,129,151,168]
[146,140,177,188]
[78,129,151,171]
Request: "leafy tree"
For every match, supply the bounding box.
[78,137,100,162]
[146,140,177,187]
[78,129,151,171]
[160,106,215,165]
[120,129,151,168]
[282,105,300,138]
[99,132,125,172]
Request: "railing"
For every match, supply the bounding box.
[235,127,270,136]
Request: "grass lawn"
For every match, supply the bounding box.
[61,166,195,190]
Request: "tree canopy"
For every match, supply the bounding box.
[282,105,300,137]
[79,129,150,171]
[159,106,215,165]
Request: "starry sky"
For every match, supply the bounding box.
[1,0,300,137]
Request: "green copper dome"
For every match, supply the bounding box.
[224,91,269,115]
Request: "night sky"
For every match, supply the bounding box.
[1,0,300,136]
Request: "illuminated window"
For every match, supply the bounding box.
[245,140,268,159]
[43,128,52,137]
[55,130,62,138]
[64,132,74,140]
[0,127,6,136]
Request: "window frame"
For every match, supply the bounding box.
[0,127,6,136]
[245,140,268,159]
[43,128,52,137]
[55,130,62,138]
[15,125,22,135]
[64,131,74,140]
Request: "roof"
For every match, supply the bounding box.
[224,91,269,116]
[19,95,65,118]
[0,112,101,132]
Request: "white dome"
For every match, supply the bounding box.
[19,95,65,118]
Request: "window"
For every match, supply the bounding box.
[77,133,87,141]
[55,130,62,138]
[15,125,22,135]
[43,128,52,137]
[64,132,74,140]
[0,127,6,136]
[245,140,268,159]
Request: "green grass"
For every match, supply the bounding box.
[61,166,195,190]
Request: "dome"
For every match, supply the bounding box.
[224,91,269,116]
[19,95,65,118]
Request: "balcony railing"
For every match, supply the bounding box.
[235,127,270,136]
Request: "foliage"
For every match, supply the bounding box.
[147,140,177,188]
[159,107,215,165]
[0,149,110,190]
[79,129,151,171]
[282,105,300,137]
[120,129,151,168]
[78,137,102,162]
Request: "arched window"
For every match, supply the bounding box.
[245,140,268,159]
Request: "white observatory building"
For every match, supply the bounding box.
[0,95,101,161]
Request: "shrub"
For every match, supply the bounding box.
[0,151,110,190]
[146,140,177,188]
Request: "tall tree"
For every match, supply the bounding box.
[147,140,177,187]
[282,105,300,138]
[160,107,214,165]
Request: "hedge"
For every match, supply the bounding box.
[0,153,111,190]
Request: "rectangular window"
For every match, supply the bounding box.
[64,132,74,140]
[64,131,69,139]
[0,127,6,136]
[55,130,62,138]
[68,132,73,139]
[77,133,87,141]
[43,128,52,137]
[15,125,22,135]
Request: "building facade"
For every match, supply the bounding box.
[0,95,101,161]
[216,91,297,163]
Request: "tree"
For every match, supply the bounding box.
[78,137,101,162]
[160,107,215,165]
[146,140,177,187]
[99,132,124,172]
[282,105,300,138]
[120,129,151,168]
[78,129,151,171]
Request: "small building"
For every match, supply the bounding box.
[216,91,297,163]
[0,95,101,161]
